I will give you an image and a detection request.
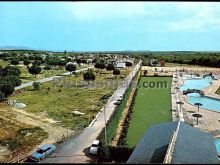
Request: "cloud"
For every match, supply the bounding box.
[67,2,162,21]
[166,2,220,31]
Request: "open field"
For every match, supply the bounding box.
[125,77,172,147]
[8,68,132,129]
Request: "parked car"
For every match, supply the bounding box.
[29,144,56,162]
[89,140,100,155]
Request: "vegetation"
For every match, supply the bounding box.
[136,51,220,68]
[33,81,41,91]
[125,77,172,147]
[0,65,21,100]
[106,63,115,73]
[113,69,121,78]
[28,65,42,77]
[216,87,220,95]
[9,68,131,129]
[65,64,76,74]
[83,69,96,85]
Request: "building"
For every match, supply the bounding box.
[127,121,219,164]
[116,62,126,68]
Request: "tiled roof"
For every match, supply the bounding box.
[127,121,219,164]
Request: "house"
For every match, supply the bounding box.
[150,59,160,66]
[67,62,78,66]
[86,58,93,64]
[127,121,219,164]
[116,62,126,68]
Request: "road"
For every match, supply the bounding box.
[39,61,141,163]
[15,67,94,91]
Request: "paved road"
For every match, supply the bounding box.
[15,67,94,91]
[39,61,142,163]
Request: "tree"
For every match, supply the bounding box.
[3,66,21,77]
[99,63,106,73]
[94,62,101,71]
[125,61,133,67]
[113,69,121,78]
[59,61,67,67]
[0,92,5,102]
[0,66,3,77]
[83,69,96,85]
[65,64,76,74]
[11,59,19,66]
[28,65,42,78]
[32,60,41,66]
[23,60,31,68]
[106,63,115,73]
[2,76,22,87]
[0,83,14,97]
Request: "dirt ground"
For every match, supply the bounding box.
[0,102,75,162]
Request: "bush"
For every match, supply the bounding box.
[98,145,111,163]
[0,92,5,102]
[33,82,40,91]
[108,146,134,162]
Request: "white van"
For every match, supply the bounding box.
[89,140,100,155]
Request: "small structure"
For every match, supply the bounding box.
[160,60,165,67]
[116,62,126,68]
[127,121,218,164]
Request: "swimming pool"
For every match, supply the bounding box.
[187,93,220,112]
[180,75,220,113]
[180,76,213,91]
[215,138,220,154]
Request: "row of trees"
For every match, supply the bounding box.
[0,66,22,101]
[140,52,220,68]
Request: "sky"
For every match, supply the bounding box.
[1,1,220,51]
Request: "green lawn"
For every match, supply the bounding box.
[216,87,220,95]
[126,77,172,147]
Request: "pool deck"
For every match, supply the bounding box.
[173,72,220,138]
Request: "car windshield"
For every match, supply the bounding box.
[92,144,98,147]
[36,149,44,154]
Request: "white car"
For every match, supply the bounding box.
[89,140,100,155]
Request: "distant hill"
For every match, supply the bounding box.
[0,46,34,50]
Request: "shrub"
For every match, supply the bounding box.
[0,92,5,102]
[33,82,40,91]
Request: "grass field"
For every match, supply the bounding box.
[125,77,172,147]
[9,68,132,130]
[0,60,9,67]
[18,64,91,84]
[216,87,220,95]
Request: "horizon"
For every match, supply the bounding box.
[1,2,220,51]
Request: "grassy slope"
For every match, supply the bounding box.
[216,87,220,95]
[126,77,172,147]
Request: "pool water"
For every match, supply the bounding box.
[180,75,220,112]
[215,138,220,154]
[187,93,220,112]
[180,76,213,91]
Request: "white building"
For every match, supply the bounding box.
[116,62,126,68]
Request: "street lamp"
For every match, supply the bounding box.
[98,100,108,146]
